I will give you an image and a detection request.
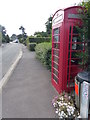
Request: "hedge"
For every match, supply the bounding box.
[29,43,36,51]
[28,37,50,44]
[35,42,52,70]
[26,36,51,51]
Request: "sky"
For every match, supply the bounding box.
[0,0,83,36]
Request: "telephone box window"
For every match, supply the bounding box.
[53,69,58,76]
[54,36,59,42]
[53,56,59,63]
[54,43,60,49]
[53,75,58,83]
[73,26,78,34]
[53,28,60,42]
[53,50,59,56]
[72,37,77,50]
[53,63,58,70]
[54,28,59,34]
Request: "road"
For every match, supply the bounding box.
[0,43,21,80]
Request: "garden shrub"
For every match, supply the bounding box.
[35,42,52,70]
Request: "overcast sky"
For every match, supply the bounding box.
[0,0,83,36]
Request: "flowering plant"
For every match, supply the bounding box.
[52,92,80,118]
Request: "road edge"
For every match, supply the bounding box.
[0,49,22,90]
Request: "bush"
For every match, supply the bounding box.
[29,43,36,51]
[19,38,23,43]
[35,42,52,70]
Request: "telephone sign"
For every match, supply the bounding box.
[52,10,64,26]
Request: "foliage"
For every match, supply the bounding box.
[0,32,2,45]
[0,25,10,43]
[18,38,23,43]
[23,40,26,46]
[17,34,22,40]
[28,43,36,51]
[45,15,52,36]
[45,48,52,70]
[0,25,6,43]
[27,37,51,44]
[10,34,17,41]
[78,0,90,70]
[35,42,52,70]
[19,26,27,43]
[26,37,36,51]
[34,31,48,37]
[26,36,30,47]
[6,35,10,43]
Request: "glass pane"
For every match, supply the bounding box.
[53,56,59,63]
[53,63,58,70]
[71,58,82,65]
[53,69,58,77]
[72,36,84,50]
[69,26,71,42]
[54,28,59,35]
[53,75,58,83]
[72,43,84,50]
[54,35,59,42]
[54,43,60,49]
[72,37,77,50]
[73,26,78,34]
[71,51,83,58]
[53,50,59,56]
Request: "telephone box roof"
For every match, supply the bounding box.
[53,6,82,19]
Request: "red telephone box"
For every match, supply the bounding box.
[51,6,85,93]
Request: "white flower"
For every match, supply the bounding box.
[68,96,71,99]
[58,112,61,116]
[68,102,70,105]
[59,116,63,119]
[63,103,67,106]
[61,111,64,115]
[77,115,81,118]
[71,111,74,115]
[60,96,64,101]
[55,110,58,114]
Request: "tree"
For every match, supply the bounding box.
[0,25,6,43]
[45,15,52,36]
[0,25,10,43]
[19,26,27,42]
[6,35,10,43]
[34,31,48,37]
[19,26,25,34]
[10,34,17,41]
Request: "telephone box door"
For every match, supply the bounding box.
[66,23,85,90]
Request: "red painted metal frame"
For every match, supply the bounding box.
[52,6,85,93]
